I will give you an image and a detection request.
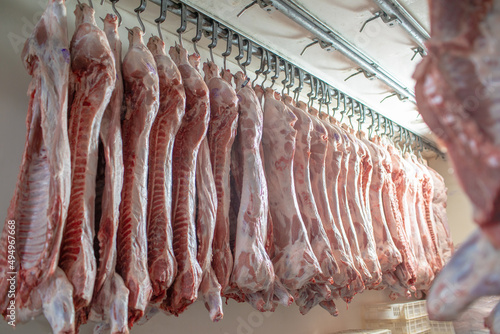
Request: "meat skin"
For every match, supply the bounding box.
[88,13,129,334]
[0,1,75,332]
[230,72,275,296]
[261,88,320,291]
[195,138,222,321]
[145,36,184,304]
[116,27,158,326]
[59,4,116,320]
[162,47,207,315]
[203,62,238,293]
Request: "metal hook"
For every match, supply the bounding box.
[234,34,245,73]
[347,99,355,129]
[357,104,365,132]
[318,81,327,113]
[374,113,380,135]
[270,54,280,89]
[88,0,93,8]
[294,68,304,102]
[177,3,187,46]
[411,47,425,61]
[339,94,347,123]
[261,51,272,87]
[134,0,147,33]
[344,69,364,82]
[286,64,295,96]
[241,40,253,76]
[155,0,167,40]
[367,108,374,139]
[300,40,319,56]
[281,61,290,96]
[307,75,316,107]
[324,86,332,115]
[105,0,122,26]
[237,0,258,17]
[252,48,265,87]
[359,11,382,32]
[207,20,218,63]
[222,29,233,71]
[192,12,204,55]
[360,10,396,32]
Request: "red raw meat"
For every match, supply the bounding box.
[59,4,116,324]
[162,47,207,315]
[203,62,238,293]
[230,72,274,296]
[261,88,320,291]
[195,138,223,321]
[145,36,185,304]
[88,13,129,334]
[116,27,158,326]
[0,1,75,332]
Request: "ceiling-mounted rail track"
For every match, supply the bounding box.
[257,0,416,104]
[372,0,429,52]
[143,0,441,156]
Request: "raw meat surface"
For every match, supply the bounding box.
[427,166,454,262]
[414,158,444,271]
[116,27,157,326]
[362,137,402,274]
[427,229,500,321]
[414,0,500,247]
[286,100,337,284]
[195,138,222,321]
[378,139,417,288]
[203,61,238,293]
[407,156,441,274]
[261,88,320,291]
[341,125,381,288]
[335,125,371,293]
[230,72,274,295]
[89,13,128,333]
[146,36,185,304]
[319,114,364,297]
[0,1,74,332]
[58,3,115,321]
[162,46,207,315]
[388,146,433,292]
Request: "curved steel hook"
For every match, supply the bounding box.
[222,29,233,71]
[134,0,147,33]
[207,20,218,63]
[286,64,295,96]
[281,61,289,96]
[110,0,122,26]
[293,68,304,102]
[270,54,280,89]
[252,48,266,88]
[155,0,167,40]
[241,40,252,76]
[177,3,187,46]
[261,51,272,87]
[357,104,365,132]
[192,12,204,55]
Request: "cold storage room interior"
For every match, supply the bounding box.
[0,0,495,333]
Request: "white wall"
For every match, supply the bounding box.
[0,1,476,334]
[428,158,475,245]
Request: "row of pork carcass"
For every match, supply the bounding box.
[0,2,453,334]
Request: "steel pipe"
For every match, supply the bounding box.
[373,0,429,51]
[265,0,416,103]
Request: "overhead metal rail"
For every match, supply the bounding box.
[140,0,440,155]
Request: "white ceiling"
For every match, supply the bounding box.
[1,0,435,142]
